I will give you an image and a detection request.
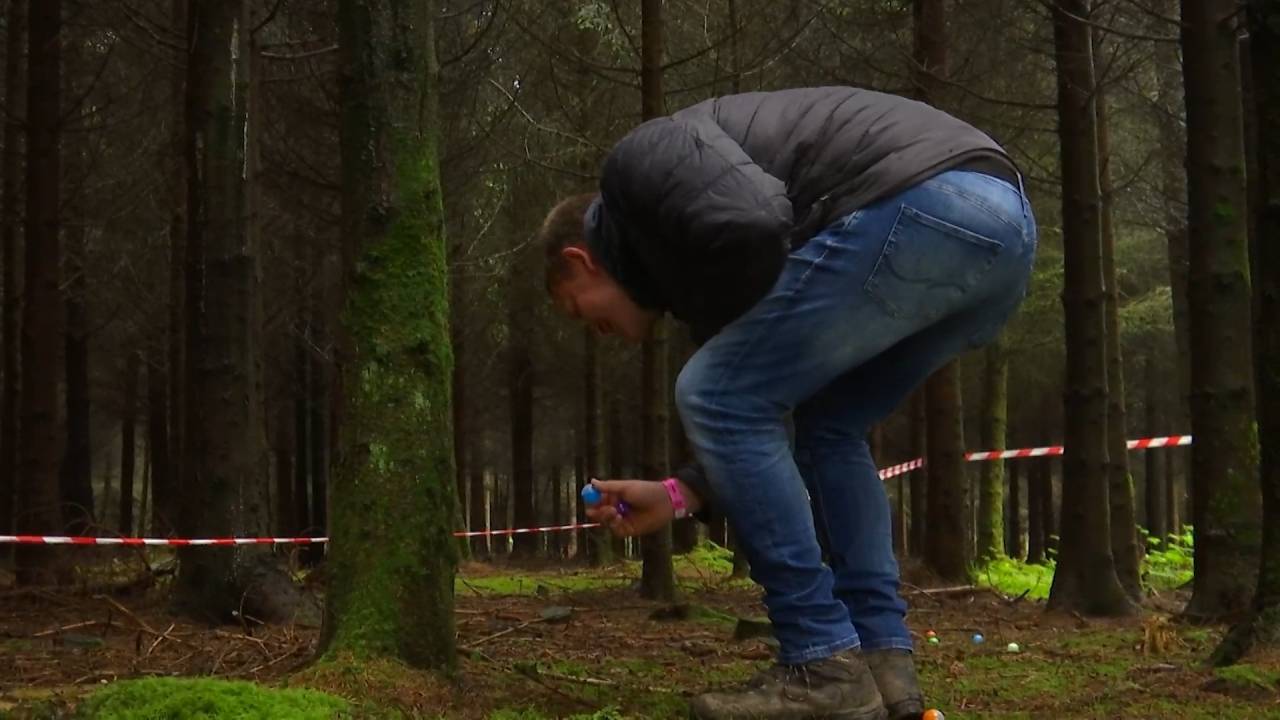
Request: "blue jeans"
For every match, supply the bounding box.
[675,169,1037,664]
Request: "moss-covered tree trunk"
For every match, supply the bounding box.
[1182,0,1262,618]
[978,337,1008,561]
[1096,65,1142,601]
[1047,0,1133,616]
[322,0,457,669]
[638,0,676,601]
[1212,0,1280,664]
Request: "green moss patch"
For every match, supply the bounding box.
[74,678,347,719]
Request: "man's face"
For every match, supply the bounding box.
[551,246,656,342]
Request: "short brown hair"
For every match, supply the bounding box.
[541,193,597,291]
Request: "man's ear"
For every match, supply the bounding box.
[560,246,599,275]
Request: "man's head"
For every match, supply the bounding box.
[541,193,657,342]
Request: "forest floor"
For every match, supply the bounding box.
[2,545,1279,719]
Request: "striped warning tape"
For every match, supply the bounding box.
[0,435,1192,546]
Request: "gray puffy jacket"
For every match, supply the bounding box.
[585,86,1018,344]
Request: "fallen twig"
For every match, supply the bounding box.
[462,617,548,649]
[32,620,103,638]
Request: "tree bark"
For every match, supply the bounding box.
[924,364,969,580]
[451,254,468,559]
[1096,61,1142,601]
[638,0,676,601]
[1144,355,1167,546]
[1047,0,1133,615]
[0,0,24,551]
[912,0,968,581]
[1027,459,1046,564]
[294,335,310,534]
[978,338,1008,561]
[1211,0,1280,664]
[61,92,92,534]
[174,0,272,619]
[1181,0,1263,618]
[582,329,611,564]
[322,0,457,669]
[469,438,487,558]
[507,243,536,558]
[147,356,169,536]
[308,341,329,564]
[119,353,139,536]
[273,388,294,536]
[166,0,187,536]
[1006,459,1024,560]
[16,0,65,585]
[909,390,927,555]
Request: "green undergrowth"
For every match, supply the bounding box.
[459,541,753,597]
[976,529,1194,600]
[73,678,348,719]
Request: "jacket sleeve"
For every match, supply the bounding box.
[673,462,718,525]
[600,114,793,336]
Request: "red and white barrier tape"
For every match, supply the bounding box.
[0,435,1192,546]
[964,434,1191,461]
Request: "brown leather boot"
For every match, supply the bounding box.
[863,649,924,720]
[688,648,888,720]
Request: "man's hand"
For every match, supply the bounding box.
[584,478,702,537]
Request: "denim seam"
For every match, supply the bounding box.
[778,634,861,665]
[925,178,1023,234]
[859,638,915,653]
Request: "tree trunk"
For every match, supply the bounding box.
[491,473,508,558]
[274,392,294,536]
[637,0,676,601]
[322,0,457,669]
[1145,355,1167,546]
[174,0,272,619]
[147,356,170,535]
[294,336,310,534]
[469,439,488,558]
[308,343,329,564]
[912,0,968,581]
[1047,0,1132,616]
[1212,0,1280,664]
[1047,0,1132,611]
[1006,459,1023,560]
[119,353,139,537]
[62,123,92,534]
[0,0,24,551]
[924,364,968,580]
[166,0,187,536]
[549,464,563,558]
[671,335,697,555]
[582,329,611,565]
[909,390,927,555]
[978,337,1008,561]
[451,256,469,559]
[1096,63,1142,601]
[15,0,64,585]
[1027,459,1046,564]
[1182,0,1263,618]
[507,247,536,558]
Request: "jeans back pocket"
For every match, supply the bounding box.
[863,204,1005,321]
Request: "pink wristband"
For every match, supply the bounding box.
[662,477,688,519]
